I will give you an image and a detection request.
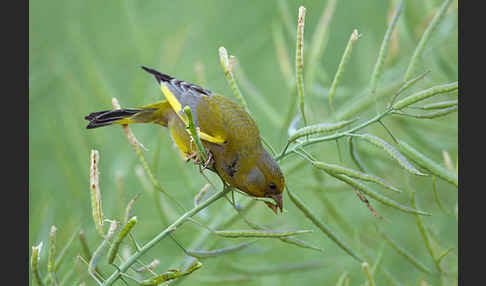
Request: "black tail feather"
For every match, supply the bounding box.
[141,66,174,84]
[141,66,212,96]
[84,109,143,129]
[85,110,110,121]
[86,120,116,129]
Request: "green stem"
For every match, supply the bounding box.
[101,187,230,286]
[113,98,187,213]
[183,105,208,163]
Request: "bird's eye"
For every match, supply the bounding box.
[269,183,276,190]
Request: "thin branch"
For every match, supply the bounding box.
[101,187,230,286]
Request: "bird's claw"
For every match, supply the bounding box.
[202,151,214,170]
[185,153,198,163]
[185,150,214,172]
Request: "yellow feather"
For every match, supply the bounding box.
[160,85,184,122]
[159,84,225,144]
[114,118,135,125]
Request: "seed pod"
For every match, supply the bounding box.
[31,242,44,286]
[140,261,203,285]
[214,229,312,238]
[108,217,137,264]
[353,134,426,176]
[392,81,458,110]
[288,119,357,143]
[395,106,457,119]
[185,241,255,259]
[89,150,104,237]
[421,99,457,110]
[311,160,401,193]
[89,221,119,274]
[47,226,57,283]
[329,29,360,109]
[396,140,458,187]
[330,173,430,216]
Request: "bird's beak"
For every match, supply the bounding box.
[265,194,283,215]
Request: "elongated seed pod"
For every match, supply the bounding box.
[278,236,324,252]
[108,217,137,264]
[296,6,307,127]
[395,106,457,119]
[140,261,203,285]
[403,0,454,81]
[421,99,457,110]
[329,29,359,109]
[370,0,403,93]
[352,134,426,176]
[392,82,458,110]
[185,241,254,259]
[31,242,44,286]
[288,119,357,143]
[396,140,458,187]
[90,150,104,237]
[89,221,119,275]
[330,173,430,216]
[47,226,57,283]
[214,229,312,238]
[311,160,401,193]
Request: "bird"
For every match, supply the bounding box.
[84,66,285,214]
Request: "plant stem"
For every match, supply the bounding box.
[183,105,209,163]
[112,97,187,213]
[101,187,230,286]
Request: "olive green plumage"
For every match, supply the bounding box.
[85,67,285,213]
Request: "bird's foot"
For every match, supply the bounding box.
[185,152,198,163]
[199,151,214,173]
[186,150,214,172]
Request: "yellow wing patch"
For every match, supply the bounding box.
[159,84,226,144]
[160,85,183,120]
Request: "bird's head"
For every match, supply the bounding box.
[237,150,285,214]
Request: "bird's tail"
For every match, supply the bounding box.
[85,100,172,129]
[84,108,149,129]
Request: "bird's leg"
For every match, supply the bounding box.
[203,151,214,169]
[187,148,214,172]
[198,150,214,173]
[185,151,205,166]
[185,152,198,163]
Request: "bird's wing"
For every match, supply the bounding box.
[142,66,225,144]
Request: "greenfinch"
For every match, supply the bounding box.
[85,67,285,213]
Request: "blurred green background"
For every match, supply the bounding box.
[29,0,457,285]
